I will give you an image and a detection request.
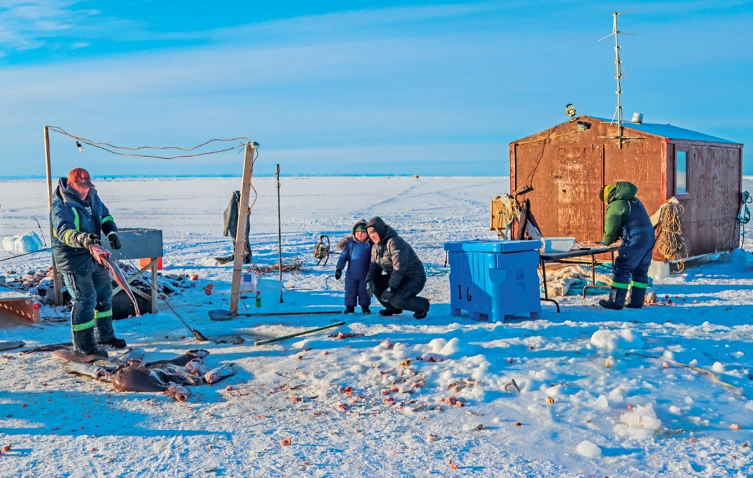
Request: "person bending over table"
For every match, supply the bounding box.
[598,181,656,310]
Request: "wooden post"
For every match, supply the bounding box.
[44,126,63,306]
[229,143,256,315]
[151,259,158,313]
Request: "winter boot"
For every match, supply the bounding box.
[72,326,108,358]
[344,306,355,314]
[95,311,127,349]
[379,307,403,317]
[413,310,427,319]
[626,286,647,309]
[361,306,371,314]
[599,286,629,310]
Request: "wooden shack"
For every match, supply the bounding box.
[509,115,743,257]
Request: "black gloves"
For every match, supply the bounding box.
[108,233,122,250]
[76,232,99,248]
[366,281,375,297]
[381,289,393,303]
[335,269,342,280]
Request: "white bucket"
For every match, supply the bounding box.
[239,272,257,293]
[255,279,283,311]
[648,260,670,281]
[542,237,576,253]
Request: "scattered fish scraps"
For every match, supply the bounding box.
[61,347,236,402]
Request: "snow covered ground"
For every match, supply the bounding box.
[0,176,752,477]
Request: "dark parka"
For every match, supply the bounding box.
[365,217,425,289]
[50,178,118,272]
[601,181,656,302]
[223,191,250,241]
[602,181,654,247]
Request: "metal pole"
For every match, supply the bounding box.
[254,321,346,346]
[613,12,623,149]
[275,164,282,282]
[43,126,62,306]
[229,143,256,315]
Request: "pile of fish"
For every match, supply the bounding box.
[68,348,236,402]
[3,264,194,306]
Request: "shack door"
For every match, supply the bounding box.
[554,147,603,242]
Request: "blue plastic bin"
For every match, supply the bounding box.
[444,240,541,321]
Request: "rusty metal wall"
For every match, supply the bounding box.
[510,116,742,255]
[510,121,604,242]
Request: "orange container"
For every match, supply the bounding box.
[139,257,163,270]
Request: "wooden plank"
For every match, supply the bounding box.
[151,260,158,313]
[131,287,152,302]
[112,258,157,296]
[43,126,62,307]
[0,293,40,324]
[230,143,257,314]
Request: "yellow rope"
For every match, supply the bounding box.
[655,199,690,269]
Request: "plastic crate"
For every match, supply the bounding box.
[444,240,541,321]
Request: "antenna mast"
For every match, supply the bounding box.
[599,10,636,149]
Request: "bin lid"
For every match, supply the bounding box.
[443,239,542,253]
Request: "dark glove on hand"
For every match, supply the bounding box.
[366,281,375,297]
[381,289,393,303]
[77,232,99,248]
[335,269,342,280]
[108,233,122,250]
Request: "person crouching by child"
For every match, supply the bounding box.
[335,220,373,314]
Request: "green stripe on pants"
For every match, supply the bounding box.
[94,310,112,319]
[611,281,630,289]
[72,319,95,331]
[630,281,648,289]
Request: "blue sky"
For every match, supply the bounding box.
[0,0,751,177]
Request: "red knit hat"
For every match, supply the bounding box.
[67,168,93,188]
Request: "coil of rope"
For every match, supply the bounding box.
[740,191,752,225]
[655,199,690,271]
[492,194,519,239]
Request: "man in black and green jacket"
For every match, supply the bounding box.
[599,181,655,310]
[51,168,125,358]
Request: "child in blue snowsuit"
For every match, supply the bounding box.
[336,220,372,314]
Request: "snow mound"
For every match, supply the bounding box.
[1,231,43,254]
[438,337,473,358]
[576,440,602,458]
[614,404,662,439]
[428,338,446,353]
[590,328,644,350]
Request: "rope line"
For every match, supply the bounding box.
[48,126,251,160]
[0,248,51,263]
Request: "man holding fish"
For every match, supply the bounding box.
[50,168,126,359]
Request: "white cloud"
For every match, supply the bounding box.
[0,0,98,50]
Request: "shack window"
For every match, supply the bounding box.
[676,151,687,194]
